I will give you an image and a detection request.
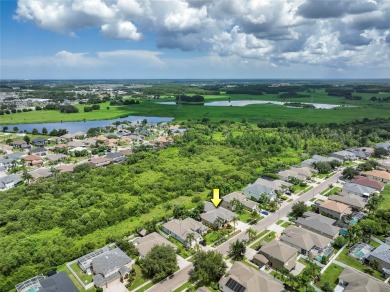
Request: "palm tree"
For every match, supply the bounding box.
[245,228,257,242]
[186,233,195,248]
[231,216,239,231]
[250,210,259,223]
[22,172,33,184]
[213,217,224,230]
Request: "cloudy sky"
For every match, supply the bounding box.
[1,0,390,79]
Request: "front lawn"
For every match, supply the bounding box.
[336,248,383,280]
[69,262,93,285]
[172,281,193,292]
[237,210,252,223]
[379,185,390,210]
[205,227,233,245]
[276,219,284,225]
[126,264,149,291]
[315,264,344,290]
[281,221,293,228]
[251,231,276,250]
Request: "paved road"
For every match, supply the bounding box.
[216,171,342,255]
[146,264,193,292]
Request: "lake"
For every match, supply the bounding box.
[157,100,341,109]
[2,116,174,133]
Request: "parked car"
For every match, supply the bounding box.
[261,210,269,216]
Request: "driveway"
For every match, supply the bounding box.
[103,278,129,292]
[176,255,191,269]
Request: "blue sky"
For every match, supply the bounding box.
[1,0,390,79]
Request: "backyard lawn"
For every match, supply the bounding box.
[315,264,344,290]
[69,262,93,285]
[336,248,383,280]
[126,264,149,291]
[379,185,390,210]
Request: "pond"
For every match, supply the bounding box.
[157,100,341,109]
[2,116,174,133]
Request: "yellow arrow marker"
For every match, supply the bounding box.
[211,188,222,207]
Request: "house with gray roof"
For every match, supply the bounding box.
[253,239,297,271]
[278,169,307,182]
[254,178,292,192]
[30,147,48,156]
[367,243,390,278]
[243,183,276,201]
[296,212,340,239]
[280,226,332,256]
[221,191,258,212]
[342,182,378,198]
[6,152,25,161]
[375,142,390,150]
[201,202,236,228]
[162,218,207,247]
[377,159,390,171]
[0,157,13,171]
[92,247,132,287]
[219,262,284,292]
[330,150,358,161]
[346,148,371,159]
[106,152,126,163]
[301,155,342,168]
[31,137,48,147]
[135,232,176,258]
[46,153,67,162]
[0,174,22,191]
[338,268,390,292]
[30,168,52,180]
[15,272,78,292]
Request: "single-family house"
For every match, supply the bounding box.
[290,166,317,178]
[201,202,236,228]
[106,152,126,163]
[15,272,78,292]
[330,150,357,161]
[57,164,75,173]
[377,159,390,171]
[22,154,43,166]
[328,194,367,211]
[301,155,342,168]
[243,183,276,201]
[88,157,112,168]
[350,176,384,191]
[30,147,48,156]
[318,200,352,220]
[30,168,53,180]
[342,182,378,198]
[6,152,25,162]
[60,133,74,141]
[346,148,371,160]
[135,232,176,259]
[375,142,390,150]
[219,262,284,292]
[12,140,29,149]
[296,212,340,239]
[162,218,207,247]
[280,226,332,256]
[92,247,132,287]
[253,240,297,271]
[338,268,389,292]
[254,178,292,193]
[31,137,48,147]
[363,170,390,183]
[73,131,87,138]
[67,140,85,148]
[0,174,22,191]
[95,135,108,142]
[120,149,133,156]
[367,243,390,278]
[221,192,258,212]
[278,169,307,182]
[0,158,13,171]
[46,153,67,162]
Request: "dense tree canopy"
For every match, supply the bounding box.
[141,244,177,282]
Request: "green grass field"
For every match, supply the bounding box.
[69,262,93,285]
[126,264,149,291]
[379,185,390,210]
[2,91,390,125]
[315,264,344,290]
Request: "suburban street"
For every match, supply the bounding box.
[146,264,193,292]
[216,171,343,255]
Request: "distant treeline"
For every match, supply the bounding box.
[278,92,310,99]
[44,103,79,113]
[325,88,362,100]
[110,98,140,105]
[175,95,205,103]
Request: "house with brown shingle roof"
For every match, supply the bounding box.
[328,195,367,211]
[363,170,390,183]
[318,200,352,220]
[162,218,207,247]
[219,262,284,292]
[88,157,112,167]
[350,176,384,191]
[253,240,297,271]
[22,154,43,166]
[135,232,176,258]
